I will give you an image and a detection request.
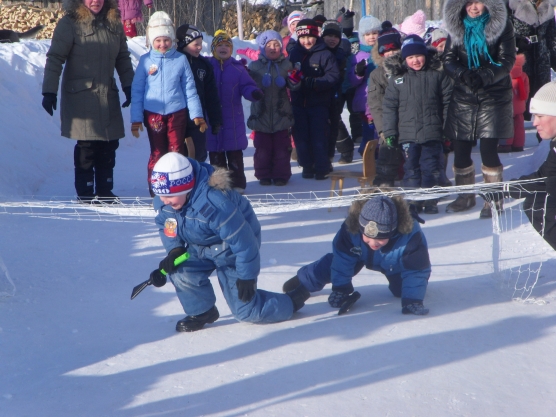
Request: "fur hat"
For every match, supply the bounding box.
[530,81,556,117]
[151,153,195,196]
[377,21,402,56]
[359,196,398,239]
[401,34,427,59]
[176,24,203,49]
[211,29,233,54]
[399,9,427,37]
[430,28,448,48]
[322,20,342,38]
[296,19,320,38]
[147,11,175,47]
[358,15,382,36]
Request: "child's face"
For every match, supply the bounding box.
[323,35,340,49]
[435,40,446,53]
[405,54,426,71]
[215,43,232,60]
[153,37,173,53]
[363,31,379,46]
[184,38,203,57]
[533,114,556,140]
[264,40,282,60]
[362,234,389,250]
[299,35,317,49]
[383,49,399,58]
[289,21,299,35]
[160,194,188,210]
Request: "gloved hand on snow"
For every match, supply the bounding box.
[328,283,354,308]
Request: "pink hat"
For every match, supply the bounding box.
[399,9,427,37]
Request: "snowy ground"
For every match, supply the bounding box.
[1,39,556,417]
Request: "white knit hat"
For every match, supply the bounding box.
[530,81,556,117]
[151,153,195,196]
[147,11,175,47]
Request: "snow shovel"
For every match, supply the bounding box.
[131,252,190,300]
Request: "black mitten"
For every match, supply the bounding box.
[159,247,187,274]
[355,59,367,76]
[42,93,57,116]
[328,283,354,308]
[121,86,132,108]
[149,269,167,287]
[236,279,257,303]
[252,89,264,101]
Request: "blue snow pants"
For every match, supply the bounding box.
[168,242,294,323]
[292,105,330,176]
[401,141,444,188]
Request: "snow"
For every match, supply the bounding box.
[1,38,556,417]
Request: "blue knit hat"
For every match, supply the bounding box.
[257,30,283,53]
[401,34,427,60]
[359,196,398,239]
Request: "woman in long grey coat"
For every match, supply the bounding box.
[42,0,134,202]
[442,0,515,218]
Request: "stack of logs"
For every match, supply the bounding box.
[221,3,287,39]
[0,4,63,39]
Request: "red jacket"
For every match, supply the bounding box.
[510,54,530,116]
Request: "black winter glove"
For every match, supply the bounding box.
[304,76,317,90]
[42,93,57,116]
[149,269,167,287]
[121,86,132,108]
[355,59,367,77]
[159,247,187,274]
[402,299,429,315]
[211,124,222,135]
[236,279,257,303]
[252,89,264,101]
[328,283,354,308]
[467,72,483,92]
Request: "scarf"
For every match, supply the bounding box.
[463,13,501,69]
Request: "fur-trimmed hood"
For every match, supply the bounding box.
[383,47,443,77]
[207,167,233,191]
[507,0,556,27]
[345,195,414,236]
[443,0,508,46]
[64,0,120,26]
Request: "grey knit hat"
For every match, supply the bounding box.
[359,196,398,239]
[530,81,556,117]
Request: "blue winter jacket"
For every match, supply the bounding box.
[153,159,261,281]
[332,197,431,301]
[131,47,203,122]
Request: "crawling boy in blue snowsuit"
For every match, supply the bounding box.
[151,152,309,332]
[283,195,431,315]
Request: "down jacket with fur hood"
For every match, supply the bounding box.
[382,48,453,144]
[442,0,516,142]
[43,0,134,141]
[329,196,431,303]
[154,159,262,282]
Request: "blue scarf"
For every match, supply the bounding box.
[463,13,501,69]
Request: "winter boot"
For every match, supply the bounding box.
[338,151,354,164]
[479,164,504,219]
[286,283,310,312]
[283,275,301,293]
[423,199,439,214]
[446,164,476,213]
[176,306,219,332]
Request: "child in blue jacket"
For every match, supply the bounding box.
[283,195,431,315]
[130,12,205,196]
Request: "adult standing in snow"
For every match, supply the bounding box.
[442,0,516,218]
[151,152,310,332]
[506,0,556,123]
[42,0,134,203]
[283,195,431,316]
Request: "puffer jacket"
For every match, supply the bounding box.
[382,48,453,143]
[131,47,202,122]
[288,38,340,108]
[442,0,516,141]
[117,0,152,21]
[345,45,376,113]
[247,54,297,133]
[330,196,431,302]
[42,0,134,141]
[154,159,261,281]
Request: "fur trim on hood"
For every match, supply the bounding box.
[507,0,556,28]
[443,0,508,46]
[208,168,233,191]
[345,195,414,236]
[383,47,442,77]
[64,0,120,26]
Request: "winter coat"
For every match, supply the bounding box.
[382,49,453,144]
[42,0,134,141]
[442,0,516,141]
[328,43,349,99]
[117,0,152,22]
[507,0,556,103]
[130,47,202,123]
[179,51,223,129]
[247,54,297,133]
[510,54,530,116]
[345,46,376,113]
[367,47,400,134]
[205,57,260,152]
[288,38,340,108]
[331,196,431,302]
[154,159,261,281]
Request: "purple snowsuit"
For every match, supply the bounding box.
[118,0,152,22]
[346,48,375,113]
